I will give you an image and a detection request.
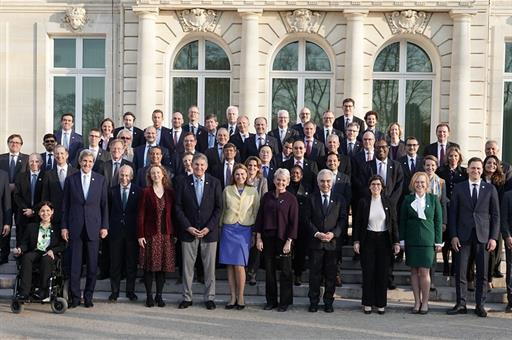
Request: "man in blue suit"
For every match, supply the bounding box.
[447,157,500,317]
[61,149,108,308]
[54,113,83,165]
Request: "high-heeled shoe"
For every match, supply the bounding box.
[419,303,429,315]
[411,303,421,314]
[225,300,237,310]
[236,303,246,310]
[145,295,155,308]
[155,295,165,307]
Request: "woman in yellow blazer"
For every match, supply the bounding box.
[219,164,260,310]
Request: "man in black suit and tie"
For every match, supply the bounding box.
[135,146,173,188]
[175,153,222,310]
[447,157,500,318]
[317,134,351,177]
[243,117,279,160]
[54,113,83,165]
[183,105,209,153]
[14,153,44,246]
[108,165,140,302]
[0,134,28,264]
[204,128,229,170]
[75,128,111,172]
[102,139,134,188]
[307,169,347,313]
[113,112,145,148]
[210,143,238,190]
[133,126,170,171]
[219,105,239,137]
[164,111,185,157]
[172,133,198,176]
[333,98,365,136]
[268,109,299,153]
[259,145,278,191]
[0,169,11,265]
[315,110,343,150]
[151,109,173,151]
[303,121,325,162]
[283,140,319,191]
[423,123,459,166]
[40,133,57,174]
[229,115,253,156]
[61,149,109,308]
[340,122,362,157]
[291,107,315,139]
[275,138,294,167]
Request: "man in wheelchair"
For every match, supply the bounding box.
[12,201,66,301]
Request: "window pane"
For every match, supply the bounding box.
[205,41,230,70]
[174,41,198,70]
[503,82,512,163]
[273,42,298,71]
[373,42,399,72]
[82,77,105,140]
[205,78,230,126]
[407,43,432,72]
[54,39,76,68]
[405,80,432,146]
[83,39,106,68]
[53,77,76,131]
[271,79,297,128]
[304,79,330,127]
[372,80,399,133]
[305,42,330,71]
[172,77,198,118]
[506,43,512,73]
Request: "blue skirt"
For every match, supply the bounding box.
[219,223,252,266]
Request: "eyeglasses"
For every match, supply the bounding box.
[9,141,21,145]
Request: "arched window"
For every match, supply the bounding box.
[372,41,434,145]
[270,40,333,127]
[171,39,231,124]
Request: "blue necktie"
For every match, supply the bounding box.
[30,174,37,206]
[195,178,203,205]
[472,184,478,207]
[263,166,269,178]
[9,155,16,182]
[46,154,53,170]
[122,187,128,210]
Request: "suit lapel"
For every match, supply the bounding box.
[475,183,487,209]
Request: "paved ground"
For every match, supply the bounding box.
[1,294,511,339]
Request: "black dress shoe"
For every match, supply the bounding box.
[388,283,396,290]
[108,294,118,303]
[146,296,155,308]
[126,292,138,301]
[84,300,94,308]
[178,300,192,309]
[308,305,318,312]
[69,300,80,308]
[294,276,302,286]
[447,304,467,315]
[205,300,216,310]
[155,295,166,307]
[475,305,487,317]
[505,303,512,313]
[236,304,245,310]
[225,303,236,310]
[324,305,334,313]
[493,270,504,278]
[277,305,288,312]
[263,303,277,310]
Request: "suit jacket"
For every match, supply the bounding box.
[314,128,344,149]
[211,161,240,190]
[423,141,460,160]
[363,158,404,206]
[0,153,29,183]
[61,171,109,241]
[98,138,114,152]
[353,196,399,247]
[41,165,78,227]
[54,130,83,165]
[316,154,351,177]
[333,115,365,136]
[174,173,222,242]
[219,123,239,137]
[40,152,56,174]
[109,184,140,238]
[449,181,500,243]
[400,193,443,246]
[243,134,279,160]
[340,139,362,157]
[183,124,209,153]
[261,160,278,191]
[102,159,134,188]
[332,171,352,203]
[501,191,512,239]
[388,141,407,161]
[436,165,467,199]
[156,126,173,152]
[308,192,346,251]
[399,155,424,196]
[73,148,110,173]
[282,158,319,192]
[114,126,145,148]
[0,170,12,225]
[132,144,170,171]
[304,138,325,162]
[19,222,66,254]
[268,128,299,153]
[14,171,44,226]
[359,129,385,142]
[229,133,254,159]
[291,124,319,139]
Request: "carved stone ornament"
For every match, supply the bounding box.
[285,9,321,33]
[178,8,217,32]
[63,7,88,31]
[385,10,432,35]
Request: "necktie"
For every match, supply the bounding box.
[63,132,70,150]
[229,126,234,136]
[306,140,312,156]
[348,142,354,155]
[225,163,232,187]
[322,194,329,215]
[258,137,263,149]
[122,187,128,210]
[209,134,215,148]
[145,146,151,166]
[82,174,89,199]
[9,155,16,182]
[191,125,195,135]
[440,144,445,165]
[295,160,302,168]
[195,178,203,204]
[379,162,386,184]
[472,184,478,207]
[326,129,330,139]
[367,151,372,162]
[410,158,416,173]
[59,168,66,189]
[263,165,269,178]
[46,154,53,170]
[30,174,37,206]
[218,146,224,161]
[174,131,178,145]
[113,162,119,180]
[345,118,350,129]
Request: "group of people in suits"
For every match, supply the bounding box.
[1,98,512,317]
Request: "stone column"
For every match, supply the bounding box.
[343,10,368,112]
[133,6,159,128]
[238,9,262,126]
[449,10,475,152]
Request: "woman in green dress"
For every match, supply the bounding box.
[399,172,442,314]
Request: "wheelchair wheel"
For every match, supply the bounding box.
[51,297,68,314]
[11,300,24,314]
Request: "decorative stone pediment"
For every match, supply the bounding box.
[385,10,432,34]
[284,9,321,33]
[63,7,88,32]
[178,8,218,32]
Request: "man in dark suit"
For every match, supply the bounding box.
[54,113,83,165]
[303,121,325,162]
[204,114,219,151]
[175,153,222,310]
[317,134,351,177]
[204,128,229,170]
[291,107,314,139]
[259,145,278,191]
[40,133,57,173]
[307,169,347,313]
[275,138,294,167]
[283,140,319,191]
[0,170,11,265]
[135,146,173,188]
[163,111,185,157]
[108,165,140,302]
[268,109,299,153]
[399,137,424,192]
[315,110,343,150]
[0,134,28,264]
[333,98,365,136]
[61,149,109,308]
[14,153,44,246]
[151,109,173,152]
[210,143,238,189]
[133,126,170,171]
[361,111,385,141]
[447,157,500,317]
[183,105,208,153]
[243,117,279,160]
[102,139,134,188]
[74,128,110,173]
[219,105,239,137]
[171,132,197,176]
[423,123,459,166]
[229,115,253,155]
[113,112,145,148]
[340,122,362,157]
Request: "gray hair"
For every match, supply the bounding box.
[226,106,239,115]
[317,169,335,185]
[118,164,134,180]
[273,168,290,182]
[29,152,43,163]
[78,149,94,162]
[277,110,289,118]
[326,134,340,143]
[192,153,208,166]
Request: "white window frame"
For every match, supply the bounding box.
[50,37,106,134]
[503,42,512,162]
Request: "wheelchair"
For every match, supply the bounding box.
[10,254,68,314]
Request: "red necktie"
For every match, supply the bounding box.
[306,140,312,156]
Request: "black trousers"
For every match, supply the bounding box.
[308,248,337,306]
[361,231,391,308]
[109,232,138,295]
[98,236,110,278]
[19,250,55,296]
[293,227,308,276]
[263,236,293,307]
[247,245,261,275]
[505,245,512,304]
